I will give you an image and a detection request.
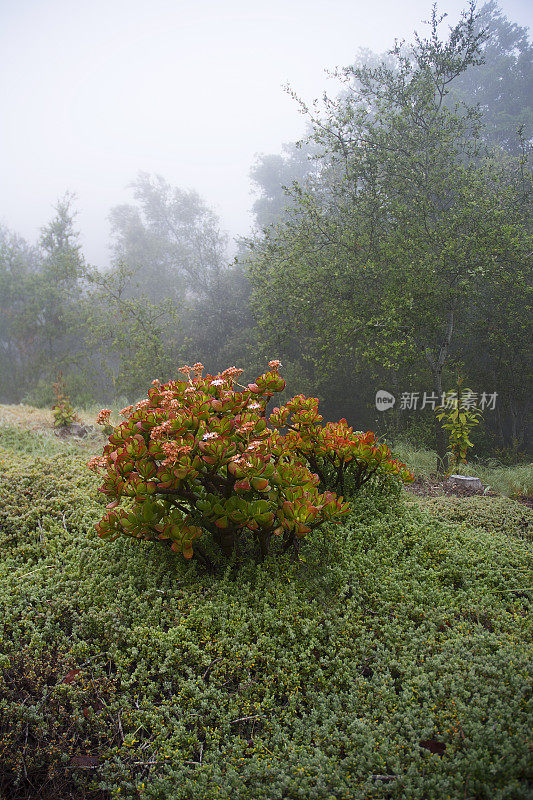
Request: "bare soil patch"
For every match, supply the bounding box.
[405,474,533,509]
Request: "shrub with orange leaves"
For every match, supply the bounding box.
[89,363,350,569]
[269,395,414,496]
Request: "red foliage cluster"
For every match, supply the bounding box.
[270,395,414,495]
[89,363,350,566]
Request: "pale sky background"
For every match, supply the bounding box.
[0,0,531,266]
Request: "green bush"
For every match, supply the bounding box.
[90,364,413,569]
[0,442,531,800]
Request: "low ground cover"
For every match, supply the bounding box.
[0,425,531,800]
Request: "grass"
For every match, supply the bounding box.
[0,422,103,461]
[0,425,532,800]
[0,403,97,429]
[474,464,533,498]
[390,442,437,477]
[0,401,133,437]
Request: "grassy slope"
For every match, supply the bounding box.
[0,403,98,431]
[0,427,532,800]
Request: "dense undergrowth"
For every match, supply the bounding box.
[0,426,532,800]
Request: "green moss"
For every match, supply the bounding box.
[0,445,531,800]
[0,447,101,546]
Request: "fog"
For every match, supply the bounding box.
[1,0,530,266]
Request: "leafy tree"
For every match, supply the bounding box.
[82,262,184,401]
[40,191,83,284]
[247,3,532,470]
[456,150,533,454]
[185,258,256,375]
[107,173,258,382]
[250,141,316,230]
[109,172,227,303]
[0,194,86,402]
[0,227,41,400]
[435,377,483,470]
[449,1,533,153]
[37,192,85,364]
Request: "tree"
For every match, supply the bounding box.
[82,262,184,400]
[40,191,83,283]
[0,194,86,402]
[108,173,257,381]
[109,172,228,303]
[0,227,41,401]
[449,1,533,153]
[38,192,85,366]
[247,3,532,469]
[250,141,317,230]
[186,258,256,374]
[456,151,533,454]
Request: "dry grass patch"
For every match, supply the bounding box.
[0,404,97,431]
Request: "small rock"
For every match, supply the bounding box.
[447,475,483,491]
[54,423,93,438]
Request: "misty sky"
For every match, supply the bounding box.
[1,0,531,266]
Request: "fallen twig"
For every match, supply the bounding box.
[202,658,221,680]
[19,565,54,579]
[118,713,124,743]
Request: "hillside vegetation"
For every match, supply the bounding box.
[0,424,531,800]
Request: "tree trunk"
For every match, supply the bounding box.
[423,310,454,475]
[496,401,506,449]
[389,369,404,438]
[509,400,524,452]
[193,543,215,573]
[257,531,271,562]
[433,369,449,475]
